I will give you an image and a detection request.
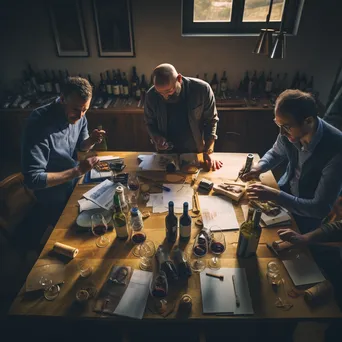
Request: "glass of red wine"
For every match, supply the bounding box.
[190,232,208,273]
[91,213,110,248]
[150,270,169,314]
[131,227,147,257]
[127,173,140,193]
[208,226,226,270]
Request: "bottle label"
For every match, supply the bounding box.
[265,81,273,92]
[123,86,129,95]
[55,83,60,93]
[113,85,120,95]
[180,224,191,238]
[45,82,53,92]
[220,82,227,92]
[119,85,124,94]
[136,89,141,97]
[106,84,112,94]
[116,224,128,238]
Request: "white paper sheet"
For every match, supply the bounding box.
[200,196,239,231]
[114,270,153,319]
[282,254,325,286]
[162,184,193,213]
[78,198,101,212]
[146,193,166,213]
[138,154,179,171]
[200,268,253,315]
[82,179,116,210]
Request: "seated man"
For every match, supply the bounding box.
[144,63,223,171]
[244,90,342,232]
[22,77,104,227]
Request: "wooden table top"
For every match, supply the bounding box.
[8,152,342,321]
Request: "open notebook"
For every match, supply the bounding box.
[200,268,254,315]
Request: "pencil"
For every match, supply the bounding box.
[205,273,224,281]
[232,275,240,307]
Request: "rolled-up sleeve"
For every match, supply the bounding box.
[21,115,50,189]
[77,116,90,151]
[203,84,218,141]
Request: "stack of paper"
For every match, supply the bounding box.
[199,196,239,231]
[138,154,179,171]
[162,184,193,213]
[200,268,254,315]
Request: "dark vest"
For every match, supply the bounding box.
[278,120,342,231]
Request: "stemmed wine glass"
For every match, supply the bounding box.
[131,227,147,257]
[128,173,140,193]
[150,271,169,314]
[91,213,110,248]
[139,240,156,271]
[190,232,208,272]
[209,226,226,270]
[39,275,60,301]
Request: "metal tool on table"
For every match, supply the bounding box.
[235,153,254,181]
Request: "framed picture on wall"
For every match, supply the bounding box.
[93,0,135,57]
[49,0,89,57]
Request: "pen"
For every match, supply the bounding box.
[232,275,240,307]
[205,273,224,281]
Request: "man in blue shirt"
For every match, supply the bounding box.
[243,89,342,232]
[22,77,104,226]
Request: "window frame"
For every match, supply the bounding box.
[182,0,305,36]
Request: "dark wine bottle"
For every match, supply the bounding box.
[179,202,191,241]
[122,72,129,98]
[106,70,112,96]
[165,201,178,243]
[210,73,219,95]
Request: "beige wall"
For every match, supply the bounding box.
[0,0,341,104]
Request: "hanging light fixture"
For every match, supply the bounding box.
[253,0,275,56]
[270,3,287,59]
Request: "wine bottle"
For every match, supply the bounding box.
[44,70,53,93]
[258,71,266,95]
[131,66,139,98]
[155,245,178,281]
[210,73,219,95]
[51,70,60,94]
[237,208,254,257]
[113,193,129,240]
[99,72,107,96]
[27,64,38,90]
[122,72,129,98]
[37,72,46,93]
[112,70,120,97]
[173,247,192,278]
[265,71,273,94]
[165,201,178,243]
[203,73,209,83]
[117,69,124,97]
[149,74,154,89]
[273,73,281,94]
[306,76,314,92]
[106,70,112,96]
[179,202,191,241]
[58,70,65,87]
[280,73,288,92]
[220,70,228,95]
[242,71,250,93]
[299,74,307,91]
[95,124,107,151]
[248,70,257,97]
[88,74,95,94]
[291,72,300,89]
[139,74,148,100]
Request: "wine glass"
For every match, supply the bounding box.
[209,226,226,270]
[266,261,282,286]
[150,271,169,314]
[91,213,110,248]
[127,173,140,194]
[77,259,93,278]
[190,232,208,273]
[39,275,60,301]
[139,240,155,271]
[131,227,147,257]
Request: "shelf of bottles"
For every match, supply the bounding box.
[1,65,315,111]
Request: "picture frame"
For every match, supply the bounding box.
[93,0,135,57]
[49,0,89,57]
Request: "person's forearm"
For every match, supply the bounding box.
[204,138,215,152]
[258,135,287,172]
[304,228,327,243]
[46,168,80,188]
[80,137,95,152]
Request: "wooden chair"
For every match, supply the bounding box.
[0,173,36,245]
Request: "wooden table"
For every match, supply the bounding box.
[8,152,342,327]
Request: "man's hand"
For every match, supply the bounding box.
[246,183,280,201]
[76,156,99,176]
[277,228,309,246]
[203,153,223,171]
[90,129,106,145]
[154,136,169,151]
[240,163,262,181]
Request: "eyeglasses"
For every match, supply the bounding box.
[154,83,177,97]
[273,119,294,133]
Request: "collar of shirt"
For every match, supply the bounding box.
[294,118,323,152]
[54,97,69,128]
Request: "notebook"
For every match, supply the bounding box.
[200,268,254,315]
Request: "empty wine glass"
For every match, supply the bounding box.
[39,275,60,301]
[150,271,169,314]
[190,232,208,272]
[139,240,155,271]
[128,173,140,193]
[77,259,93,278]
[209,226,226,270]
[131,227,147,257]
[91,213,110,248]
[266,261,281,286]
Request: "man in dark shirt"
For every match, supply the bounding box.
[144,63,223,170]
[22,77,105,226]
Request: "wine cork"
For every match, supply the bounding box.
[179,294,192,312]
[304,280,333,305]
[53,242,79,259]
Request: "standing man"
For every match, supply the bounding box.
[22,76,105,227]
[144,63,223,170]
[243,89,342,232]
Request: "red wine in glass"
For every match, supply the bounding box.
[128,183,139,191]
[93,224,107,236]
[194,244,207,257]
[131,232,146,244]
[211,242,225,254]
[152,286,167,298]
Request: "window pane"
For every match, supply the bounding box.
[243,0,285,22]
[193,0,233,22]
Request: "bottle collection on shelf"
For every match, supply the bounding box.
[1,64,315,110]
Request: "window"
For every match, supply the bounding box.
[182,0,304,36]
